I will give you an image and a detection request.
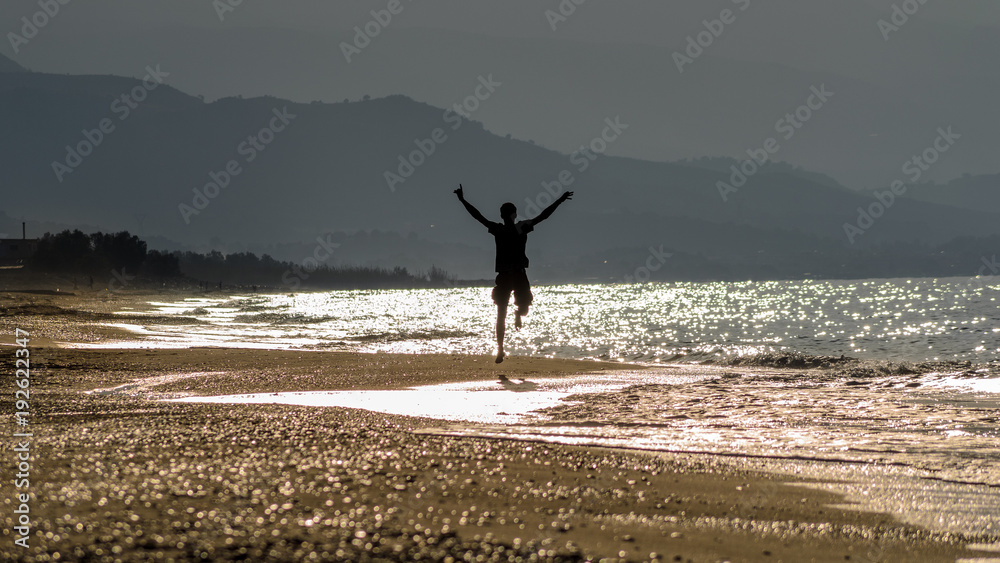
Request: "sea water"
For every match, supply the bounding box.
[135,277,999,364]
[111,277,1000,539]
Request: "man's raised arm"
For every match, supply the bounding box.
[455,185,492,228]
[531,191,574,226]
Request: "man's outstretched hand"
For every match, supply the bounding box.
[559,191,574,203]
[454,184,464,200]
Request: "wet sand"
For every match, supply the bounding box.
[1,289,995,561]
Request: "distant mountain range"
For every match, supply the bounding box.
[5,1,998,189]
[0,53,25,73]
[902,174,1000,214]
[2,56,998,282]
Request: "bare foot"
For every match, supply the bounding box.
[495,351,505,364]
[514,314,522,331]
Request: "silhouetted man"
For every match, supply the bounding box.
[454,184,573,363]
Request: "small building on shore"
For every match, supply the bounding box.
[0,223,39,266]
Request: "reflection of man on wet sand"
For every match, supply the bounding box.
[454,184,573,363]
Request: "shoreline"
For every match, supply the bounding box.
[7,345,993,562]
[2,290,998,560]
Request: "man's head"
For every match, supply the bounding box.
[500,202,517,221]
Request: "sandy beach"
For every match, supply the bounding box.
[1,288,995,562]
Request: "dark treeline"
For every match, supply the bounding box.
[28,230,456,290]
[177,250,454,289]
[30,230,180,279]
[29,230,998,289]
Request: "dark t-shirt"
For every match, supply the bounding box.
[487,220,534,272]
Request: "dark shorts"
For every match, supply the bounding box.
[492,270,533,313]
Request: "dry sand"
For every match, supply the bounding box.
[0,288,993,561]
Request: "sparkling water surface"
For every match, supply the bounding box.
[111,278,1000,494]
[136,276,1000,364]
[107,277,1000,540]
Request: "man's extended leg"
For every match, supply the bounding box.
[496,302,507,363]
[513,273,532,331]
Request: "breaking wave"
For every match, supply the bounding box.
[345,329,480,343]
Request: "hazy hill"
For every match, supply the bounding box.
[2,67,999,281]
[4,1,998,188]
[904,174,1000,214]
[0,53,26,73]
